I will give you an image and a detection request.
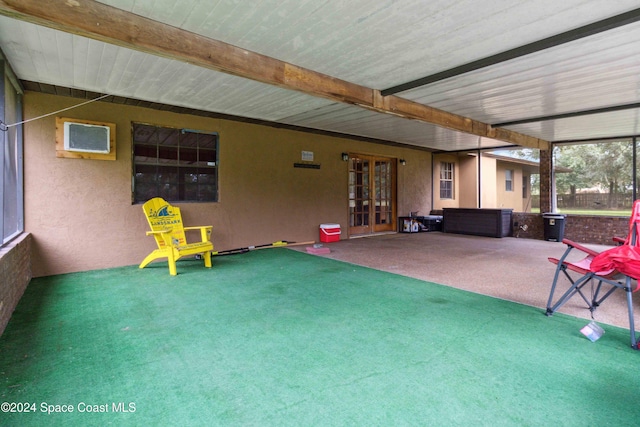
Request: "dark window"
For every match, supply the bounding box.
[505,169,514,192]
[132,123,218,203]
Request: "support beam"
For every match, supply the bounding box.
[0,0,549,150]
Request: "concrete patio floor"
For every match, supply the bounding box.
[293,232,639,331]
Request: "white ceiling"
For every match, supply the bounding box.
[1,0,640,151]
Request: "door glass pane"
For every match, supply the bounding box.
[348,155,395,234]
[349,157,369,227]
[375,160,393,225]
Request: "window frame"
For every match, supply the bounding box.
[552,138,635,216]
[1,60,25,246]
[439,161,454,199]
[132,122,219,204]
[505,169,514,192]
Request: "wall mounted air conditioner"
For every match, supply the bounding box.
[64,121,111,154]
[56,117,116,160]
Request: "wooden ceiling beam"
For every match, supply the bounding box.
[0,0,549,150]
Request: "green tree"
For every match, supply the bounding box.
[554,140,633,208]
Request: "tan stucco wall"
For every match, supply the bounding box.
[480,156,497,208]
[495,161,525,211]
[458,155,477,208]
[432,153,482,209]
[24,92,432,277]
[432,154,458,210]
[396,154,432,218]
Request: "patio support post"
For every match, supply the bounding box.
[539,148,553,213]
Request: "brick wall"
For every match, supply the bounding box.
[0,233,32,336]
[539,149,552,214]
[512,213,628,245]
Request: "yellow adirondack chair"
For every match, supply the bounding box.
[139,197,213,275]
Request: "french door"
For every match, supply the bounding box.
[348,154,396,236]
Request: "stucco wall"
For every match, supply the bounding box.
[457,155,477,208]
[480,156,497,208]
[495,161,524,210]
[24,92,432,277]
[432,154,458,210]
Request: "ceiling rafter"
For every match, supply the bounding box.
[381,7,640,96]
[492,102,640,128]
[0,0,549,150]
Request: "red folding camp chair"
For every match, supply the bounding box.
[546,200,640,348]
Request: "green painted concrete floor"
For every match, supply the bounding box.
[1,249,639,426]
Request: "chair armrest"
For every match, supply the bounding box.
[146,229,175,246]
[548,256,592,275]
[184,225,212,242]
[184,226,212,231]
[613,236,626,245]
[561,238,600,257]
[146,229,171,236]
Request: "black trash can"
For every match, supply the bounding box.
[542,213,566,242]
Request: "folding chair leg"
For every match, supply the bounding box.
[546,247,598,314]
[546,273,594,316]
[624,277,638,349]
[547,258,569,312]
[590,280,618,311]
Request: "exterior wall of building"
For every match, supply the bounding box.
[480,155,497,209]
[432,154,459,210]
[23,92,433,277]
[521,173,533,213]
[432,153,538,214]
[495,161,524,211]
[458,155,478,208]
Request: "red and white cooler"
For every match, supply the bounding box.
[319,223,341,243]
